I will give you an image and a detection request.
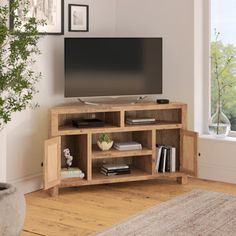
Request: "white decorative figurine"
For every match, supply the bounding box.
[63,148,73,169]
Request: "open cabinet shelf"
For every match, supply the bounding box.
[92,146,153,160]
[44,102,198,196]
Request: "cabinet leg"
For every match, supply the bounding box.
[49,186,59,197]
[177,175,188,185]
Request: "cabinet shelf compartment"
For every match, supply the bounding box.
[58,111,121,131]
[156,129,180,172]
[92,130,153,152]
[125,109,182,126]
[92,155,153,180]
[92,145,153,160]
[60,134,89,180]
[92,168,151,182]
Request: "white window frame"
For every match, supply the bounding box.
[209,0,236,138]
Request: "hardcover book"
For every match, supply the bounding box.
[61,167,85,179]
[114,141,142,151]
[100,169,131,176]
[155,146,163,172]
[156,145,176,173]
[165,148,171,172]
[101,167,130,173]
[102,164,130,170]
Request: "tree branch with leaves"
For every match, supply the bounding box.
[0,0,44,129]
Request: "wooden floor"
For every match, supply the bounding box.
[21,178,236,236]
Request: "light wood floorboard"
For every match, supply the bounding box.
[22,178,236,236]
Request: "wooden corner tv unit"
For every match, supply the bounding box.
[43,102,198,197]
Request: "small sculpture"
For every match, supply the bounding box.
[63,148,73,168]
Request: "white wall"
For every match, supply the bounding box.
[115,0,195,129]
[4,0,117,192]
[199,136,236,184]
[2,0,198,192]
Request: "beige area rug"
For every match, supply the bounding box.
[95,189,236,236]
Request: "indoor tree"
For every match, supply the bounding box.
[0,0,44,130]
[0,1,44,234]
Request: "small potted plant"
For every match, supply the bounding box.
[97,133,113,151]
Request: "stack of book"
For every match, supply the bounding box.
[100,164,131,176]
[114,141,142,151]
[126,117,156,125]
[155,145,176,173]
[61,167,85,179]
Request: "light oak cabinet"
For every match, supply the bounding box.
[43,102,198,197]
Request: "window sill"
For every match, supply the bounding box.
[200,134,236,143]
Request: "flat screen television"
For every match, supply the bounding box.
[64,38,162,97]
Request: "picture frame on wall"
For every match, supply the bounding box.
[10,0,64,35]
[68,4,89,32]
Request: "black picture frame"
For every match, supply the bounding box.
[68,4,89,32]
[10,0,64,35]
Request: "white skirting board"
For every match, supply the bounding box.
[9,173,43,194]
[198,136,236,184]
[198,162,236,184]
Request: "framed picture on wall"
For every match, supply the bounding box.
[68,4,89,32]
[10,0,64,35]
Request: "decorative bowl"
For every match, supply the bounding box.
[97,141,113,151]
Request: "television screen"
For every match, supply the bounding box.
[65,38,162,97]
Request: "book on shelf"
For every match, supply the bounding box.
[126,117,156,125]
[170,148,176,172]
[155,146,163,171]
[61,167,85,179]
[100,169,131,176]
[156,145,176,173]
[100,164,131,176]
[165,148,171,172]
[126,117,156,123]
[114,141,142,151]
[102,163,130,170]
[158,147,167,173]
[100,167,131,173]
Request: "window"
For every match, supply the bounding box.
[211,0,236,131]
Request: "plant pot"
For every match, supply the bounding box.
[97,141,114,151]
[0,183,26,236]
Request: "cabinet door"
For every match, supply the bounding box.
[44,137,61,190]
[180,129,198,177]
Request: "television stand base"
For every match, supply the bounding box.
[131,96,148,104]
[77,98,99,106]
[77,96,148,106]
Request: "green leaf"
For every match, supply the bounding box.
[0,0,43,125]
